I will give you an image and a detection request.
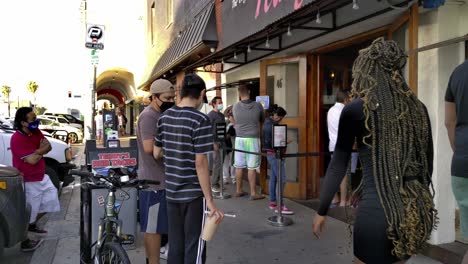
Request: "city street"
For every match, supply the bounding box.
[0,142,445,264]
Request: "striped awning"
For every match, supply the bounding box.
[140,3,217,89]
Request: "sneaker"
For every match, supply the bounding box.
[20,239,43,252]
[28,224,47,235]
[211,186,221,193]
[232,179,236,184]
[223,178,230,185]
[275,206,294,215]
[268,202,277,210]
[160,245,169,260]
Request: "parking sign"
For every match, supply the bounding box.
[85,24,105,50]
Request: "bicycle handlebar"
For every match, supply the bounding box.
[69,169,160,188]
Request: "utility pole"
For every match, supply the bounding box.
[91,63,97,140]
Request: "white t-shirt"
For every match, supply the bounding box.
[327,102,345,152]
[94,114,103,130]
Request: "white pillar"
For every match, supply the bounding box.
[418,4,466,245]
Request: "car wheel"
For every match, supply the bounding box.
[45,165,61,193]
[68,133,78,144]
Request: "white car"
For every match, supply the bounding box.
[0,127,76,191]
[38,118,83,143]
[39,115,83,130]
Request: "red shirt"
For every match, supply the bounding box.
[10,129,46,182]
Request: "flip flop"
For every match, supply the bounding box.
[235,191,248,197]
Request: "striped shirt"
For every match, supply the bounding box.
[155,106,213,203]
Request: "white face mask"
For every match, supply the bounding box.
[217,104,223,111]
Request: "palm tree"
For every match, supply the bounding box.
[1,85,11,117]
[26,81,39,106]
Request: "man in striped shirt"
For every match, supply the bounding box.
[154,74,224,264]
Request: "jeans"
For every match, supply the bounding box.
[210,146,222,186]
[267,155,286,203]
[452,176,468,238]
[223,152,235,180]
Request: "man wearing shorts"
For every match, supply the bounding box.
[94,110,103,144]
[11,107,60,252]
[137,79,175,264]
[232,83,265,200]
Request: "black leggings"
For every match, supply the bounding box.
[167,197,206,264]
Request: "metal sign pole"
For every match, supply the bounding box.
[268,124,292,227]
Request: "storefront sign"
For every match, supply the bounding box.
[223,0,315,47]
[88,151,138,169]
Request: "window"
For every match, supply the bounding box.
[166,0,173,27]
[151,2,156,45]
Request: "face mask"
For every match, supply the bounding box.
[159,101,175,112]
[217,104,223,111]
[27,120,40,131]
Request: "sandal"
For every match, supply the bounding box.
[249,194,265,200]
[235,191,248,197]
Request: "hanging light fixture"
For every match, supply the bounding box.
[247,44,252,53]
[265,35,270,48]
[316,10,322,24]
[233,51,238,60]
[352,0,359,10]
[287,25,292,37]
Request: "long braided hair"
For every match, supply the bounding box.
[351,38,438,259]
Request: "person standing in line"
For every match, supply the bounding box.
[154,74,224,264]
[94,110,103,144]
[232,83,265,200]
[117,110,126,137]
[327,90,349,207]
[207,96,225,192]
[11,107,60,252]
[262,104,294,215]
[445,60,468,246]
[313,38,437,263]
[223,112,236,184]
[137,79,175,264]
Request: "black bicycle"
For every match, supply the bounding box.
[71,167,159,264]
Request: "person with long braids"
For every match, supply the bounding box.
[313,38,437,263]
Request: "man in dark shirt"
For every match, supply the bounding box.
[445,60,468,244]
[207,96,225,192]
[154,74,224,264]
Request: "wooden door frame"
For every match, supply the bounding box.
[260,55,308,199]
[308,4,419,198]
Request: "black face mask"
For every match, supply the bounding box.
[159,101,175,112]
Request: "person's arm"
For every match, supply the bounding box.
[153,118,164,160]
[314,104,357,238]
[194,117,224,222]
[139,113,157,155]
[445,102,456,151]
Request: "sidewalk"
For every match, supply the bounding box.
[31,144,441,264]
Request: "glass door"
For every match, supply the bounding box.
[260,56,308,199]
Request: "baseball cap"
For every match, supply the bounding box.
[150,79,174,94]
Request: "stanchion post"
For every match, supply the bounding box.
[214,123,230,199]
[268,124,292,227]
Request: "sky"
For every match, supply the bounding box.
[0,0,90,110]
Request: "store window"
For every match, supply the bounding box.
[166,0,173,27]
[151,2,156,45]
[265,63,299,117]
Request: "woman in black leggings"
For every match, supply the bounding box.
[313,38,437,264]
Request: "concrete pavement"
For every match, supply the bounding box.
[25,142,442,264]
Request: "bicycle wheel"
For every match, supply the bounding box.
[95,242,130,264]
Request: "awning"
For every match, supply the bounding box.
[139,3,218,90]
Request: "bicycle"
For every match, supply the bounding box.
[71,167,159,264]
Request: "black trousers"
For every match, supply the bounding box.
[167,197,206,264]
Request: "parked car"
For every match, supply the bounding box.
[39,115,83,130]
[0,127,76,191]
[43,112,84,129]
[38,118,83,143]
[0,165,30,257]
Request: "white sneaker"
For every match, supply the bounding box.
[160,245,169,260]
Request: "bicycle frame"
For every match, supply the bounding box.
[96,189,123,248]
